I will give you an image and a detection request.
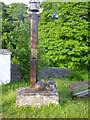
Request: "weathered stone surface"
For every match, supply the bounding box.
[11,66,73,82]
[16,80,59,107]
[40,67,72,78]
[34,79,47,91]
[11,64,22,81]
[30,59,37,88]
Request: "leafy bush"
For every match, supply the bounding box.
[68,70,88,81]
[38,2,89,70]
[68,71,83,81]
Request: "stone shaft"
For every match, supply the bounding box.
[29,13,40,88]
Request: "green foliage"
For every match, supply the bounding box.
[6,3,26,21]
[2,78,88,118]
[12,19,30,80]
[38,2,89,70]
[68,67,89,81]
[68,71,83,81]
[1,2,89,79]
[1,2,30,80]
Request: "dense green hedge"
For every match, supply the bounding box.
[38,2,88,71]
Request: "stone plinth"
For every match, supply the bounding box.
[16,83,59,107]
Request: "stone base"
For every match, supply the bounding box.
[16,86,59,107]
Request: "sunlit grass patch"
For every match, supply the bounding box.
[2,78,88,118]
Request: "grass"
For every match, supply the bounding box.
[1,77,89,118]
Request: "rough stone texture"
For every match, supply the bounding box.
[16,80,59,107]
[11,65,73,81]
[11,64,22,81]
[34,79,47,91]
[40,67,72,78]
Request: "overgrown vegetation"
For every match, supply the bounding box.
[0,2,89,118]
[0,2,30,80]
[2,78,88,118]
[0,2,89,79]
[38,2,89,71]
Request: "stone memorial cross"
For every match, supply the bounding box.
[27,0,41,88]
[16,1,59,108]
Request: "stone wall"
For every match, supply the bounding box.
[11,65,72,81]
[40,67,72,78]
[11,64,22,81]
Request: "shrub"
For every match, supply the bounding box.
[68,70,88,81]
